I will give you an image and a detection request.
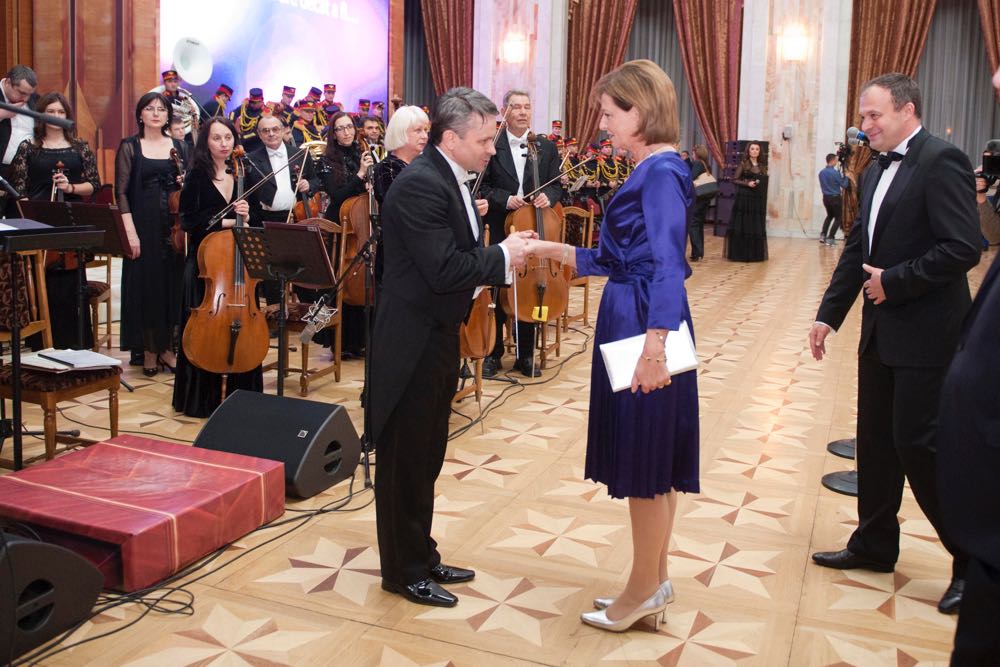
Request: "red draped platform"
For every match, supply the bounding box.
[0,435,285,591]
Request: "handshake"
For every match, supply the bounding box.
[498,232,568,269]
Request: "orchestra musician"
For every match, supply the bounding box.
[151,70,199,145]
[352,99,372,128]
[275,85,296,126]
[362,116,384,147]
[9,91,101,349]
[229,87,266,153]
[291,101,323,146]
[371,87,532,608]
[479,89,564,378]
[201,83,233,120]
[172,117,263,417]
[247,113,317,223]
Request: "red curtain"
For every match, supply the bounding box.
[978,0,1000,101]
[420,0,474,94]
[565,0,640,146]
[673,0,743,167]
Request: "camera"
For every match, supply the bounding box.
[977,139,1000,183]
[834,141,852,164]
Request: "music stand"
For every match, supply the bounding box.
[233,222,335,396]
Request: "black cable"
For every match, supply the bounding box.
[54,407,195,444]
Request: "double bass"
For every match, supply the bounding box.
[181,146,270,375]
[502,133,568,326]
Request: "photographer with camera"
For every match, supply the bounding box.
[818,152,850,245]
[974,149,1000,246]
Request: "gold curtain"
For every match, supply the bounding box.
[565,0,640,146]
[841,0,937,232]
[978,0,1000,101]
[420,0,474,94]
[672,0,743,167]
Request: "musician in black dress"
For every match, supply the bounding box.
[9,91,101,349]
[115,92,188,374]
[725,142,769,262]
[172,117,263,417]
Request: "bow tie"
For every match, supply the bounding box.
[876,151,903,170]
[510,136,526,147]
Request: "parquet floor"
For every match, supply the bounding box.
[4,235,994,666]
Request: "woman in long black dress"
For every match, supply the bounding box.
[115,92,187,374]
[10,92,101,349]
[319,111,373,356]
[724,142,768,261]
[172,117,263,418]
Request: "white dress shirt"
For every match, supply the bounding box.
[868,125,922,249]
[507,129,528,196]
[435,146,511,293]
[265,143,296,211]
[1,80,34,165]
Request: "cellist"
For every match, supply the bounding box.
[479,89,564,377]
[172,117,264,418]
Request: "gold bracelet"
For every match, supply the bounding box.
[640,355,665,363]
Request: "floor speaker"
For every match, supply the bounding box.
[0,531,103,661]
[193,390,361,498]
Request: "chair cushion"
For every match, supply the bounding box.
[87,281,111,299]
[0,365,122,392]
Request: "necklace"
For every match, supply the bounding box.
[634,144,675,167]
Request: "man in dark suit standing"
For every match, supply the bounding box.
[371,87,532,607]
[936,65,1000,665]
[0,64,38,214]
[808,73,981,614]
[480,89,564,377]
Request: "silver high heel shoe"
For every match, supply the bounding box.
[594,579,674,610]
[581,584,671,632]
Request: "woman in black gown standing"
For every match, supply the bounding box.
[172,117,263,418]
[115,92,187,374]
[724,142,769,262]
[10,92,101,348]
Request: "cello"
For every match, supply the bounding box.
[338,193,372,306]
[181,146,270,375]
[502,133,568,327]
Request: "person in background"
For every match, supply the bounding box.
[687,144,711,262]
[818,152,850,245]
[0,64,38,215]
[724,142,768,261]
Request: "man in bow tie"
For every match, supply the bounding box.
[248,114,317,223]
[480,89,564,377]
[808,73,981,615]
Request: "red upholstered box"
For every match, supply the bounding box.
[0,435,285,591]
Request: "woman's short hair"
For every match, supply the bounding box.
[383,105,429,151]
[592,59,679,146]
[134,91,173,137]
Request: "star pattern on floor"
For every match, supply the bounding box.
[377,646,455,667]
[473,418,568,450]
[600,610,762,666]
[669,535,780,598]
[414,571,578,646]
[440,449,531,487]
[254,537,381,605]
[543,466,622,506]
[726,417,811,450]
[829,570,950,625]
[517,394,590,417]
[121,604,327,666]
[686,488,794,533]
[834,504,948,559]
[490,509,623,566]
[822,634,948,666]
[708,448,802,484]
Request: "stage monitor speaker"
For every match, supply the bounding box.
[0,532,103,661]
[193,390,361,498]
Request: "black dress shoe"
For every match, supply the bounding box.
[430,563,475,584]
[513,357,542,377]
[811,549,894,572]
[381,578,458,607]
[482,356,501,378]
[937,577,964,614]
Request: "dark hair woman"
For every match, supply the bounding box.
[724,141,769,262]
[9,92,101,348]
[172,116,263,417]
[114,91,188,374]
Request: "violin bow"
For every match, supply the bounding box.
[471,104,513,198]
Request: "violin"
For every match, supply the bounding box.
[502,133,569,325]
[181,145,270,375]
[290,163,323,221]
[168,148,186,256]
[50,160,65,203]
[45,161,80,270]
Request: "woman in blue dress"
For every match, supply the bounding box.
[526,59,699,632]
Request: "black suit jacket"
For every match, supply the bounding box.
[370,145,507,439]
[816,129,981,367]
[0,87,38,165]
[480,133,564,242]
[246,143,320,211]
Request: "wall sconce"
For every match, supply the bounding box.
[501,31,528,64]
[779,23,809,62]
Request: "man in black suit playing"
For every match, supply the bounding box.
[480,89,564,377]
[808,74,981,614]
[0,64,38,214]
[247,114,318,223]
[371,87,532,607]
[936,66,1000,665]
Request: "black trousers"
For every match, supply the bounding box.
[491,308,535,362]
[375,326,457,586]
[951,559,1000,665]
[821,194,842,239]
[847,344,966,577]
[688,197,710,259]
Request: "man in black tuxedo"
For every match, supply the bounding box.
[371,87,532,607]
[480,89,564,377]
[0,64,38,214]
[936,66,1000,665]
[808,74,981,614]
[247,114,319,223]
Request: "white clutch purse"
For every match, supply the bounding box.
[599,321,698,392]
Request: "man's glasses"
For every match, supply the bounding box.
[259,127,282,135]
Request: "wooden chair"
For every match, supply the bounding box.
[86,255,113,351]
[0,251,119,467]
[264,218,345,396]
[560,205,595,332]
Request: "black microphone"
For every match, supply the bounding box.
[0,174,21,199]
